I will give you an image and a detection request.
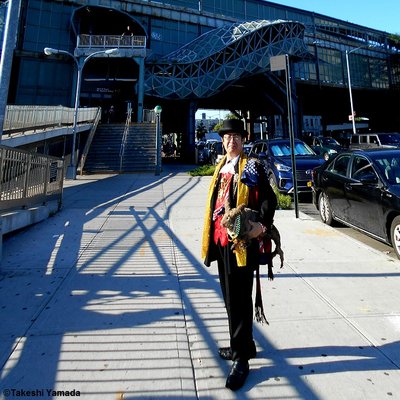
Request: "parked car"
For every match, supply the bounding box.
[204,139,220,164]
[311,136,344,161]
[196,139,220,164]
[350,132,400,150]
[311,148,400,258]
[210,141,225,165]
[196,141,207,164]
[249,139,325,194]
[243,142,253,155]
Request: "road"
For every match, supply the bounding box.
[297,196,397,260]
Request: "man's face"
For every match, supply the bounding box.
[223,132,244,158]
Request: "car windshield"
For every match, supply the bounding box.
[243,145,252,155]
[321,138,339,145]
[270,142,316,156]
[213,142,223,153]
[378,134,400,145]
[374,155,400,184]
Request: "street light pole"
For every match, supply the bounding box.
[345,49,356,135]
[0,0,22,139]
[70,60,83,179]
[270,53,299,218]
[154,105,162,176]
[345,43,369,135]
[44,47,118,179]
[285,54,299,219]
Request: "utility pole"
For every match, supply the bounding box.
[270,54,299,218]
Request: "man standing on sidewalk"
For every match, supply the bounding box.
[201,118,277,391]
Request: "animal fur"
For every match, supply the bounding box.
[221,201,284,268]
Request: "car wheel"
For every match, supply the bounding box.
[390,216,400,259]
[318,192,334,225]
[323,152,330,161]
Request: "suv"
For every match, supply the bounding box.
[350,133,400,149]
[249,139,325,194]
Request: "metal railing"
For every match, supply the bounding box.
[142,109,158,123]
[3,105,99,136]
[77,34,147,50]
[77,107,102,175]
[0,145,64,212]
[119,103,132,172]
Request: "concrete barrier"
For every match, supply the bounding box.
[0,200,60,262]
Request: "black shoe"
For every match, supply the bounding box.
[218,347,256,361]
[218,347,232,360]
[225,360,249,391]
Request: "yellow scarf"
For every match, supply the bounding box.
[201,153,249,266]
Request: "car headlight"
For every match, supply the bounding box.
[328,149,338,154]
[274,162,291,172]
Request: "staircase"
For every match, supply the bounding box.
[121,123,158,172]
[83,123,157,173]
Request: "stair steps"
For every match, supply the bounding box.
[83,123,158,173]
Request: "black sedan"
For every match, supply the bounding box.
[312,148,400,258]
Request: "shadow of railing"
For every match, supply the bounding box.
[1,170,399,399]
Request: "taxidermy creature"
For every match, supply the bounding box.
[221,201,284,268]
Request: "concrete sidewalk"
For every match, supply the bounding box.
[1,164,400,400]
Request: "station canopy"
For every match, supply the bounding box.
[145,19,309,99]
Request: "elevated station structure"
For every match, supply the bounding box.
[145,19,308,99]
[1,0,399,159]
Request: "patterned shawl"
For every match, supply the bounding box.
[201,152,249,266]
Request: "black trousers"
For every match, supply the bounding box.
[217,244,256,361]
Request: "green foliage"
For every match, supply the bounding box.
[189,166,292,209]
[213,113,240,132]
[213,121,222,133]
[189,166,292,208]
[389,33,400,45]
[273,186,292,209]
[189,164,216,176]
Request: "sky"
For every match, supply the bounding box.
[272,0,400,35]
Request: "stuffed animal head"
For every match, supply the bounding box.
[221,205,246,239]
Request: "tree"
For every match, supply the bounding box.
[389,33,400,46]
[196,121,207,140]
[213,113,240,132]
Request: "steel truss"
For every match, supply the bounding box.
[145,19,308,99]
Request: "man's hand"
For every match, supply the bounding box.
[248,221,265,239]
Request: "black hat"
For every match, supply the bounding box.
[218,119,247,137]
